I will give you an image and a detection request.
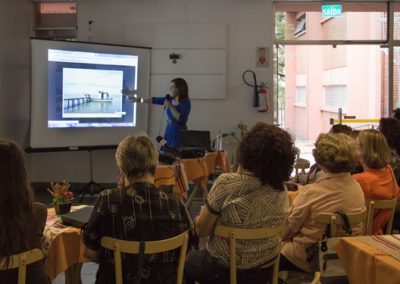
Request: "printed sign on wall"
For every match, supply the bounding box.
[256,47,269,67]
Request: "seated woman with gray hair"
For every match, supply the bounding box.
[280,133,365,272]
[83,134,189,284]
[292,124,358,186]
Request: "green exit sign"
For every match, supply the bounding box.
[322,4,342,17]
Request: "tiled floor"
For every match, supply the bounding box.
[51,263,98,284]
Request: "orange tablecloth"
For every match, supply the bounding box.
[155,163,189,198]
[155,151,231,190]
[155,165,176,187]
[180,158,209,184]
[181,151,231,184]
[183,152,231,208]
[44,207,88,280]
[205,151,231,175]
[335,236,400,284]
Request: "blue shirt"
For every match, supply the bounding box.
[152,97,191,147]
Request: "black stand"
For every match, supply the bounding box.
[79,150,104,203]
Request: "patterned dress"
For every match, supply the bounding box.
[82,183,189,284]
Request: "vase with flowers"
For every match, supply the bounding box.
[47,180,73,215]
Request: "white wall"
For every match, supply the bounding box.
[77,0,274,135]
[0,0,31,145]
[15,0,275,183]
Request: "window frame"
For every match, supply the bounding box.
[273,0,397,113]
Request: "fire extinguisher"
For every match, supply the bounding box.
[242,70,270,112]
[257,83,269,112]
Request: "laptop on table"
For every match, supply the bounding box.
[61,205,94,228]
[180,130,213,152]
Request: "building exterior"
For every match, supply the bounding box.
[282,9,392,140]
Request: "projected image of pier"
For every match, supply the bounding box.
[62,68,124,118]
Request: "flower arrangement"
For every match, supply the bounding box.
[47,180,74,205]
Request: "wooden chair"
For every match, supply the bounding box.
[100,231,189,284]
[294,158,310,175]
[315,208,367,237]
[0,248,44,284]
[214,225,282,284]
[313,209,367,282]
[310,272,321,284]
[365,198,397,235]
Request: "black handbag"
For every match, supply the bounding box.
[306,211,352,282]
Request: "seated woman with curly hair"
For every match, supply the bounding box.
[280,133,365,273]
[185,122,296,284]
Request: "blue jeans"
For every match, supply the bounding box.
[185,249,273,284]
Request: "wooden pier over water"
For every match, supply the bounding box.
[63,96,91,110]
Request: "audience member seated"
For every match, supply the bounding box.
[0,140,50,284]
[352,129,399,235]
[82,134,189,284]
[185,122,296,284]
[393,108,400,120]
[293,124,360,185]
[380,118,400,232]
[379,117,400,184]
[280,133,365,273]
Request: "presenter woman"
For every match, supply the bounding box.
[147,78,191,147]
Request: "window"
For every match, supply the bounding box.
[295,87,306,105]
[274,2,387,41]
[39,3,76,14]
[294,16,306,36]
[325,85,346,110]
[274,1,391,141]
[33,2,77,39]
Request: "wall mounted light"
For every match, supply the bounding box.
[169,53,181,64]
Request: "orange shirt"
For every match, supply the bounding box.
[353,166,399,235]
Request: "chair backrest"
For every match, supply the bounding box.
[214,225,282,284]
[294,158,310,175]
[0,248,44,284]
[315,208,367,237]
[310,272,321,284]
[101,231,189,284]
[365,198,397,235]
